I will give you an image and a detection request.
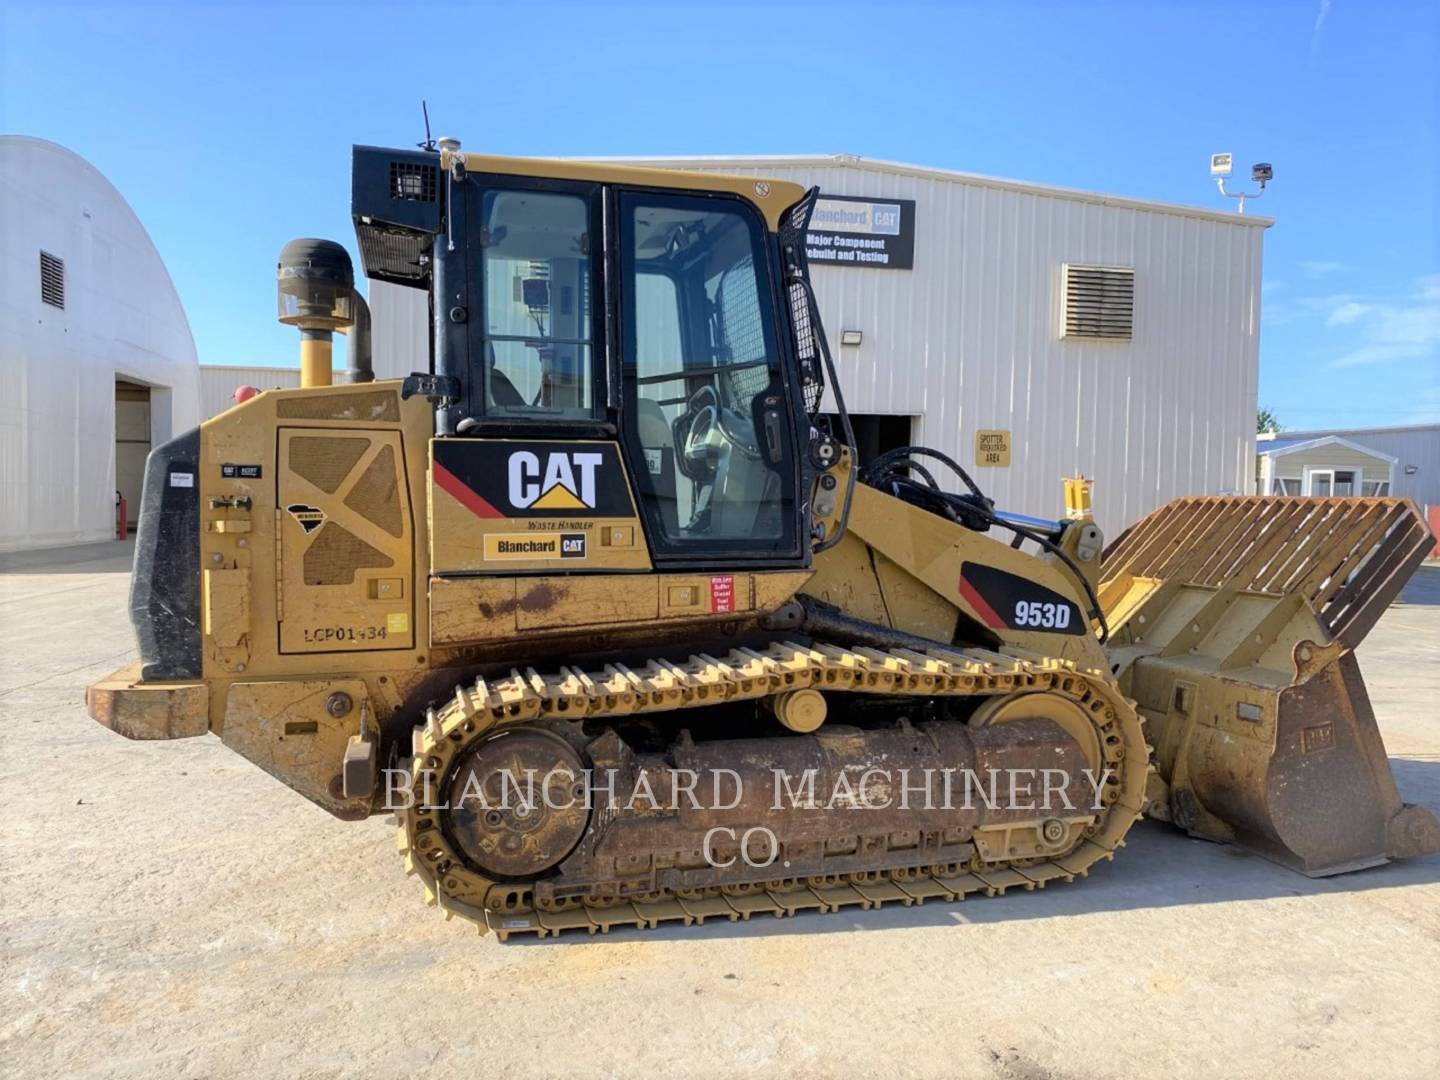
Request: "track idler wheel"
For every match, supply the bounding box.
[970,692,1103,771]
[444,728,590,880]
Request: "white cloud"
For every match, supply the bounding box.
[1262,290,1350,325]
[1306,293,1356,312]
[1330,276,1440,368]
[1325,301,1373,326]
[1311,1,1332,62]
[1300,259,1345,278]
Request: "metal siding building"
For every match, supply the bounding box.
[198,362,408,419]
[199,364,303,419]
[370,154,1269,537]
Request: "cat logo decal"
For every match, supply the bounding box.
[507,450,603,511]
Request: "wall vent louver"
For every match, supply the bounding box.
[40,251,65,309]
[1062,264,1133,340]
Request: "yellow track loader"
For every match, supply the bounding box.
[87,142,1438,939]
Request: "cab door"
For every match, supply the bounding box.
[616,189,802,566]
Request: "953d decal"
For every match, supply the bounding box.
[958,561,1086,635]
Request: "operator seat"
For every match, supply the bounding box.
[711,450,781,539]
[636,397,680,536]
[489,368,526,409]
[485,341,527,410]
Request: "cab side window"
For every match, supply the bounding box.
[480,189,594,419]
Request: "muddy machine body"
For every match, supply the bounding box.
[89,142,1437,938]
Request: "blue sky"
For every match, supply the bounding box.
[3,0,1437,429]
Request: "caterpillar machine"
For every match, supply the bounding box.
[88,139,1439,940]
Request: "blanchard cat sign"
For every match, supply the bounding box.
[805,194,916,270]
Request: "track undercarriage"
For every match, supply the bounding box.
[396,640,1150,939]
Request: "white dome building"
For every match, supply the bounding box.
[0,136,201,552]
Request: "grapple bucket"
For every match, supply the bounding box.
[1100,496,1440,876]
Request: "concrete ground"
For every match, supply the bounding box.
[2,542,1437,1080]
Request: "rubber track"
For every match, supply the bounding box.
[396,640,1150,941]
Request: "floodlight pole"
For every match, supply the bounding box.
[1215,177,1266,215]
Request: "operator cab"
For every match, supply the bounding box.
[352,144,839,568]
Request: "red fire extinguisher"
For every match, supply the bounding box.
[116,491,128,540]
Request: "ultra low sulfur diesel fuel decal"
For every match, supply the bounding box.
[958,561,1086,635]
[432,441,636,519]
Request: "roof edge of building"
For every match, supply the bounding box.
[3,134,202,365]
[575,152,1274,229]
[1261,423,1440,439]
[1257,434,1401,463]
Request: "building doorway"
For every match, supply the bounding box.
[823,414,914,468]
[1304,467,1360,497]
[115,379,151,532]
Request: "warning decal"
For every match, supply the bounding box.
[710,575,735,613]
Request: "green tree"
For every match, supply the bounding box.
[1257,407,1282,434]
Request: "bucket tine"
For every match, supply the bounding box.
[1101,495,1439,876]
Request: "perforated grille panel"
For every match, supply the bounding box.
[715,256,765,363]
[778,190,826,415]
[707,255,769,407]
[276,391,400,422]
[343,444,403,537]
[1062,264,1135,340]
[289,436,369,494]
[389,160,437,202]
[356,226,431,286]
[303,523,395,586]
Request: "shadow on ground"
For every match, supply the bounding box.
[1397,563,1440,606]
[511,757,1440,947]
[0,539,134,575]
